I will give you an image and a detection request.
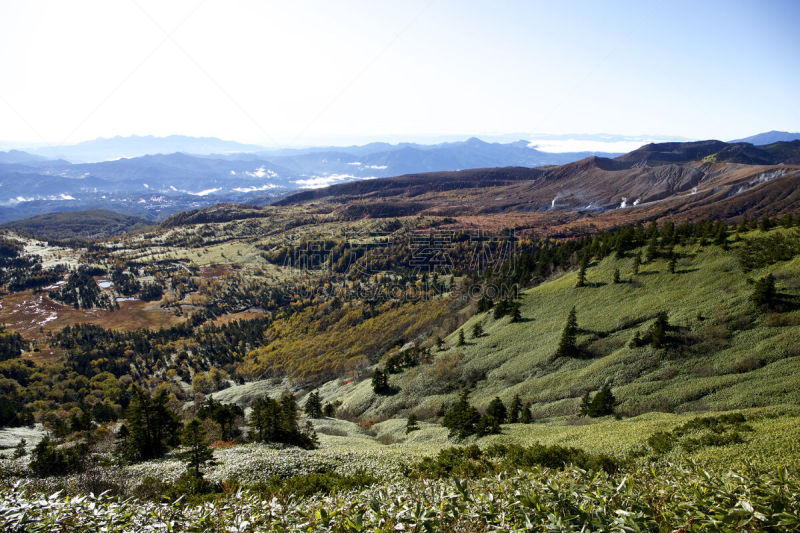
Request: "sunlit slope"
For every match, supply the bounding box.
[338,229,800,420]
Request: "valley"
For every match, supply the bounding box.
[1,139,800,530]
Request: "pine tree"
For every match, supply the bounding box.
[372,368,390,394]
[520,402,533,423]
[179,419,215,479]
[752,274,777,309]
[668,255,676,274]
[322,403,336,417]
[305,391,323,418]
[117,386,181,463]
[486,397,507,424]
[579,390,591,417]
[645,237,658,263]
[587,384,616,417]
[477,295,493,313]
[510,303,522,323]
[508,394,522,423]
[714,223,728,247]
[406,414,419,434]
[648,312,669,348]
[613,268,621,284]
[472,322,483,339]
[442,389,481,439]
[555,307,578,358]
[13,438,26,459]
[457,329,465,346]
[475,414,501,436]
[576,255,588,287]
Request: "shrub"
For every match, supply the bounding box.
[29,437,87,477]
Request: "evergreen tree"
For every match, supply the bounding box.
[648,312,669,348]
[520,402,533,423]
[322,402,336,417]
[510,303,522,323]
[13,438,26,459]
[371,368,390,394]
[508,394,522,423]
[457,329,465,346]
[579,390,591,417]
[475,414,501,436]
[179,419,215,479]
[752,273,777,309]
[714,223,728,247]
[197,397,243,441]
[442,389,481,439]
[117,386,181,463]
[668,255,677,274]
[249,394,317,449]
[477,295,494,313]
[472,322,483,339]
[305,391,323,418]
[406,414,419,434]
[587,384,617,417]
[645,237,659,263]
[576,255,588,287]
[613,268,621,284]
[486,397,507,424]
[555,307,578,358]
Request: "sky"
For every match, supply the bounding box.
[0,0,798,148]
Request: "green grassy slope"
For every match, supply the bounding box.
[0,209,152,241]
[336,228,800,422]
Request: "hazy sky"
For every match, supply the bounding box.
[1,0,798,147]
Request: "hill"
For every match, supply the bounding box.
[616,139,800,165]
[731,130,800,145]
[0,209,153,241]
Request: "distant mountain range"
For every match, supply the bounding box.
[0,131,797,224]
[730,130,800,145]
[277,139,800,222]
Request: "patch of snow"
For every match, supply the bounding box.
[98,280,114,288]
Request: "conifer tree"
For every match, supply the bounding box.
[576,255,588,287]
[486,397,507,424]
[180,419,215,479]
[587,384,617,417]
[613,268,621,284]
[508,394,522,423]
[645,237,658,263]
[117,386,181,463]
[457,329,465,346]
[442,389,481,439]
[520,402,533,423]
[472,322,483,339]
[510,303,522,323]
[579,390,591,417]
[305,391,323,418]
[752,273,777,309]
[406,414,419,434]
[555,307,578,358]
[371,368,390,394]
